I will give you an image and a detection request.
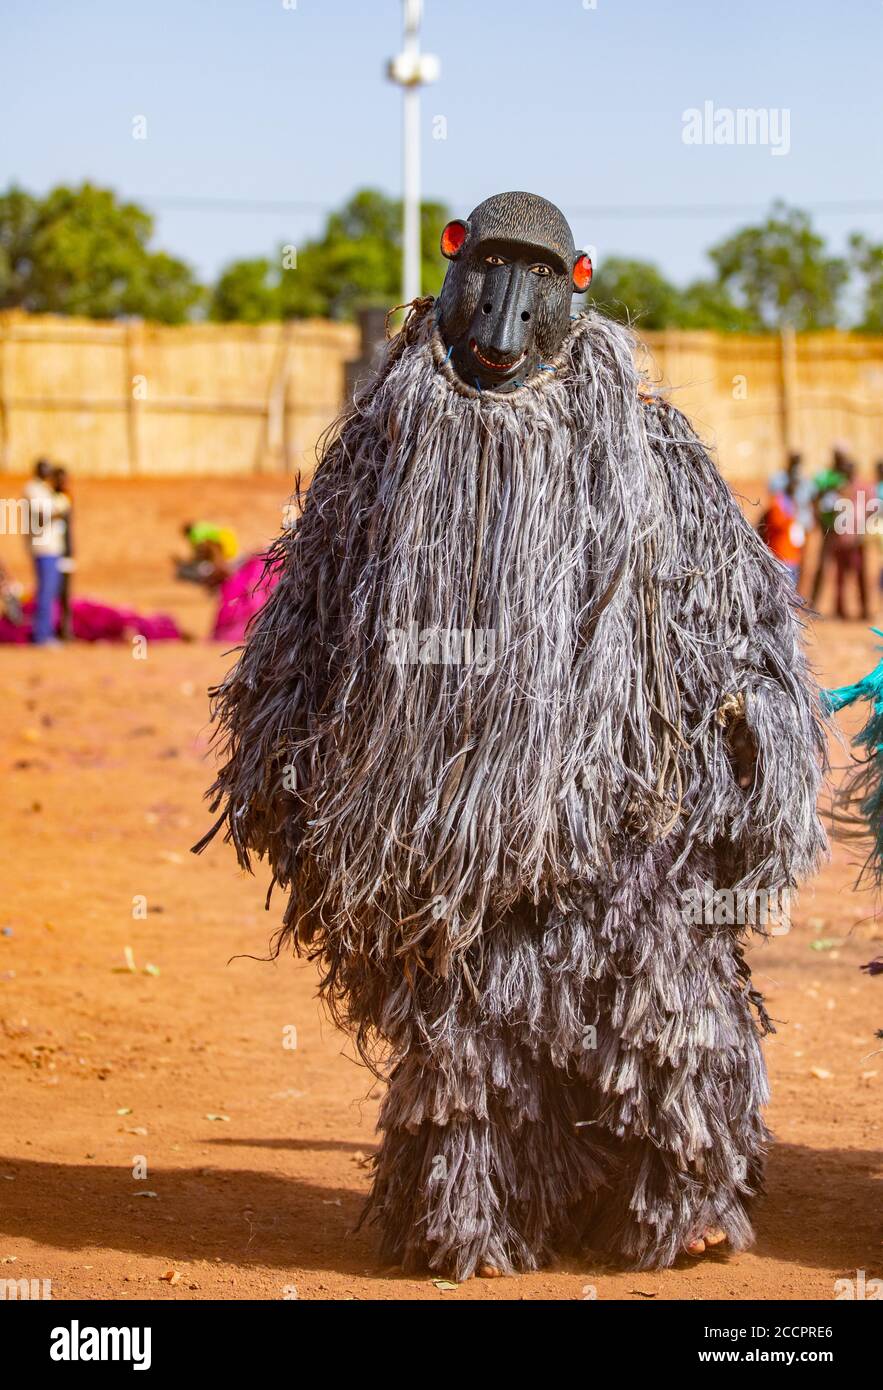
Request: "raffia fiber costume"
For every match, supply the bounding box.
[826,644,883,884]
[199,289,827,1276]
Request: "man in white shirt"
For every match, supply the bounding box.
[22,459,69,645]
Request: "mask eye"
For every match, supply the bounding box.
[529,263,552,277]
[485,254,507,266]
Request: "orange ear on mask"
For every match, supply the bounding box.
[572,253,593,292]
[440,220,469,259]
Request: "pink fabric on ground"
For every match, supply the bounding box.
[211,553,280,644]
[69,598,182,642]
[0,609,30,643]
[0,597,182,644]
[0,555,277,646]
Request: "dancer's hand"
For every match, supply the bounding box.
[717,691,757,790]
[727,719,758,790]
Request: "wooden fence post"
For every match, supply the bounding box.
[125,320,145,475]
[780,325,799,462]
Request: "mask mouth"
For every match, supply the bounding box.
[469,338,527,374]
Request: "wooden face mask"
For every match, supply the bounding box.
[437,191,592,392]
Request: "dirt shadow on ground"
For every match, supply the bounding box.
[0,1139,878,1280]
[0,1155,376,1277]
[755,1141,882,1274]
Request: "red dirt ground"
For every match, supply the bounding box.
[0,475,881,1301]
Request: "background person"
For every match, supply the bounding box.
[759,452,807,589]
[870,459,883,612]
[830,455,871,621]
[809,447,850,613]
[53,465,75,640]
[174,520,239,586]
[21,457,69,645]
[171,516,281,644]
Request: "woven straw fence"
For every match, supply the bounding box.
[1,311,881,480]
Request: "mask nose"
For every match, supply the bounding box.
[473,265,537,361]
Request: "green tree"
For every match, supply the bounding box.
[849,233,883,333]
[706,202,848,331]
[211,257,281,324]
[210,189,450,322]
[0,187,41,308]
[676,279,758,332]
[0,182,202,322]
[588,257,683,329]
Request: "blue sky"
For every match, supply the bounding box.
[3,0,882,286]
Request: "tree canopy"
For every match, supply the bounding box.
[849,232,883,333]
[706,203,849,331]
[209,189,449,322]
[0,183,201,322]
[589,203,857,333]
[3,183,883,332]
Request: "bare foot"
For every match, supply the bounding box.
[476,1263,503,1278]
[685,1228,727,1256]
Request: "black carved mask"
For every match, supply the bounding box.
[436,192,592,392]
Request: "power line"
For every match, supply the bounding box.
[143,195,327,215]
[140,194,883,220]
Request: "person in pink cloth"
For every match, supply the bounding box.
[211,553,281,644]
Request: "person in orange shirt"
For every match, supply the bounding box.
[761,453,806,589]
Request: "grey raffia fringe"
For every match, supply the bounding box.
[196,302,828,1276]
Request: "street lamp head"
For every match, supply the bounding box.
[387,51,440,87]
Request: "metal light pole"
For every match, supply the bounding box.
[387,0,439,304]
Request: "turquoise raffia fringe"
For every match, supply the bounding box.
[824,629,883,884]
